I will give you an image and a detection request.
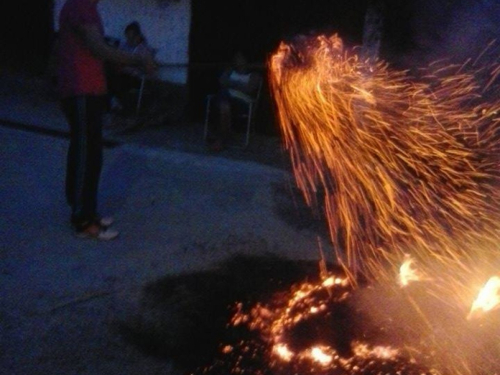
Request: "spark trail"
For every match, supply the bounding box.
[269,34,500,300]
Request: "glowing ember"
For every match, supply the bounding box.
[352,342,399,359]
[193,269,442,375]
[273,344,294,361]
[322,276,349,287]
[309,346,334,365]
[468,275,500,320]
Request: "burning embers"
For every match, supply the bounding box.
[192,259,500,375]
[193,267,441,375]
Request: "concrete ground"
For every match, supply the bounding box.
[0,72,332,374]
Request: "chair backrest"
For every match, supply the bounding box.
[226,73,263,107]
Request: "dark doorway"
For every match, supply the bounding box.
[188,0,369,124]
[0,0,54,74]
[188,0,279,123]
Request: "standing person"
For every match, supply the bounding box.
[58,0,155,240]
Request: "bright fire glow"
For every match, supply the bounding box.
[309,347,333,365]
[267,33,500,375]
[353,342,399,359]
[399,254,424,287]
[191,34,500,375]
[273,344,294,361]
[468,275,500,320]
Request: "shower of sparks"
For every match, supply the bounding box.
[265,33,500,374]
[269,33,500,294]
[186,33,500,375]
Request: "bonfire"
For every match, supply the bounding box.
[188,34,500,375]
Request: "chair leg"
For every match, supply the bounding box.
[244,103,253,148]
[136,77,146,115]
[203,95,213,141]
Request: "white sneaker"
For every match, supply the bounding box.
[97,216,114,227]
[75,223,119,241]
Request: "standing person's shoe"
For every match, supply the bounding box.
[70,216,114,228]
[96,216,114,227]
[75,223,119,241]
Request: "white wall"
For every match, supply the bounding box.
[54,0,191,84]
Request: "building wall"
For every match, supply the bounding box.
[53,0,191,84]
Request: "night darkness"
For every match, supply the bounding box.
[1,0,54,72]
[2,0,500,95]
[4,1,500,69]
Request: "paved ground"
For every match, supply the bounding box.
[0,72,332,374]
[0,71,288,170]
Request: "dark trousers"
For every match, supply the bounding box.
[208,90,247,140]
[61,95,106,228]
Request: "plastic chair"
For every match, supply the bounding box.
[203,77,263,148]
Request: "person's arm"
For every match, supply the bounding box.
[75,24,156,71]
[226,72,261,95]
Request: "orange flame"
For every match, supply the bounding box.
[468,275,500,320]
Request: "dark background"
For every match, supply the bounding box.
[2,0,500,120]
[4,0,500,70]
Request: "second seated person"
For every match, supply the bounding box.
[207,51,261,151]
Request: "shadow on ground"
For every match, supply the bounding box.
[116,254,327,371]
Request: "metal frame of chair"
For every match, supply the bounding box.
[136,75,147,115]
[135,49,158,115]
[203,77,263,148]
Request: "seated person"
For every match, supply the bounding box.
[108,21,155,113]
[207,52,261,150]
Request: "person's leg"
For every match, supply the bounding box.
[84,96,105,219]
[62,96,102,229]
[208,90,231,150]
[118,73,142,113]
[62,96,118,240]
[61,97,78,208]
[218,99,232,141]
